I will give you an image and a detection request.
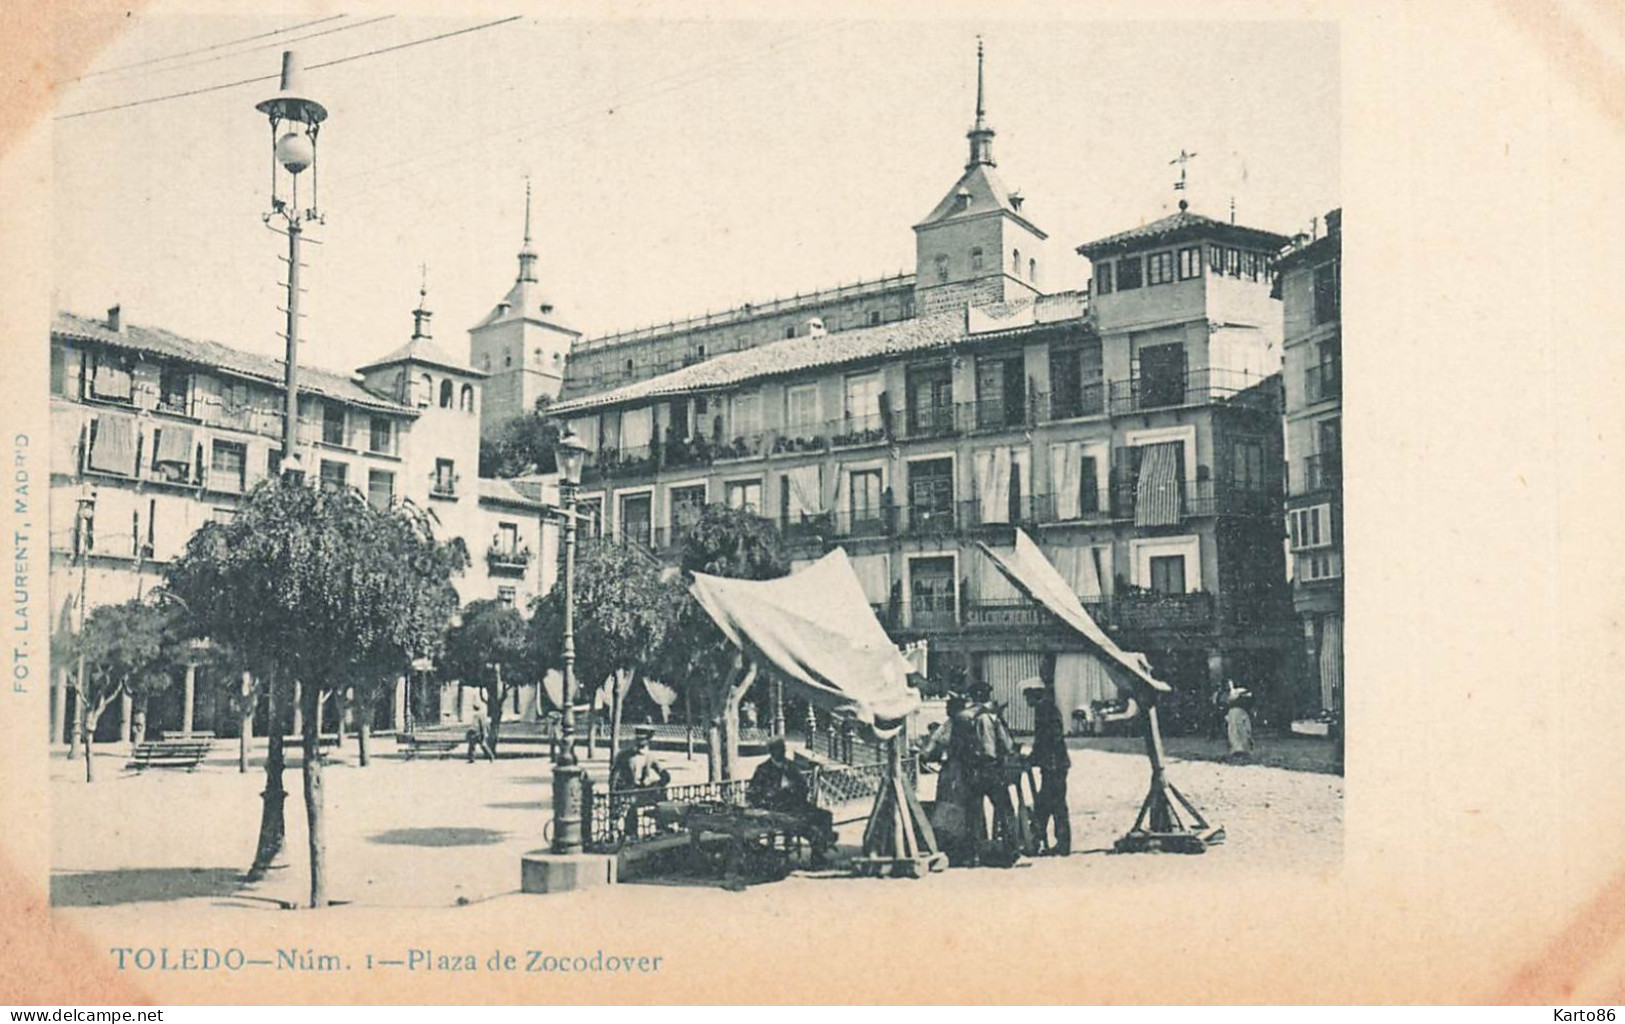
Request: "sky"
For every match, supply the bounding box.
[50,12,1339,378]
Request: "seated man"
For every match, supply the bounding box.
[747,738,836,864]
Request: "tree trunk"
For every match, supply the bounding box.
[705,689,722,782]
[82,703,96,783]
[684,686,695,760]
[248,673,287,881]
[302,679,327,908]
[335,687,347,744]
[610,669,626,763]
[67,680,82,758]
[718,663,757,781]
[487,667,505,756]
[133,695,148,746]
[239,672,253,774]
[357,718,371,768]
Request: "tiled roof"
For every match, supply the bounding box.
[479,477,546,508]
[1273,230,1339,274]
[356,336,486,377]
[53,310,413,414]
[1076,209,1291,258]
[915,163,1047,239]
[551,296,1081,416]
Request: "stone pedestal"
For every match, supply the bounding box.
[520,851,617,894]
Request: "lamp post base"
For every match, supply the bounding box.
[521,849,617,894]
[550,762,585,855]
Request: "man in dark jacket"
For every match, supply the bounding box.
[1025,654,1072,855]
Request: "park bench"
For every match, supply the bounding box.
[400,731,464,760]
[127,738,213,771]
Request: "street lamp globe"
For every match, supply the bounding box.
[275,131,315,175]
[554,429,589,486]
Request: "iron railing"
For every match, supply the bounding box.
[1302,452,1341,493]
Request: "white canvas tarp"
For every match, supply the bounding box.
[976,529,1170,700]
[689,548,921,737]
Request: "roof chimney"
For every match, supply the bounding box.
[1325,208,1342,238]
[106,305,122,332]
[807,317,826,338]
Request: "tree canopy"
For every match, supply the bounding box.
[479,405,559,479]
[529,540,667,702]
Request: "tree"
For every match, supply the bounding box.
[69,599,185,782]
[165,479,464,906]
[442,599,533,755]
[652,505,790,780]
[479,400,559,479]
[530,540,667,762]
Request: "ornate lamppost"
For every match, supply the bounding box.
[550,428,591,854]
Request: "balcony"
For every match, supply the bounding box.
[1044,382,1108,421]
[486,545,531,573]
[1301,452,1341,493]
[906,595,958,631]
[1106,368,1274,416]
[1304,363,1340,405]
[962,597,1114,631]
[1112,590,1216,632]
[429,475,460,500]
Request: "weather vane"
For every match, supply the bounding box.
[1171,148,1198,208]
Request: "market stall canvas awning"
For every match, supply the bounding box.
[976,529,1171,700]
[689,549,922,736]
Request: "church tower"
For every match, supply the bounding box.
[913,40,1049,316]
[468,181,581,436]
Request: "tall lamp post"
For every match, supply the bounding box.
[550,428,590,854]
[247,50,325,877]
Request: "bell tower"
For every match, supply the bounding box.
[468,179,581,436]
[913,40,1048,316]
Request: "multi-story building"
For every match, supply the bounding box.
[1276,208,1343,717]
[47,294,559,743]
[546,57,1297,732]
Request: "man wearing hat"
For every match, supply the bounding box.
[965,680,1020,865]
[610,725,672,837]
[1024,654,1072,855]
[748,737,836,866]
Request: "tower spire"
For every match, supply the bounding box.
[966,36,996,169]
[516,176,538,284]
[412,263,433,340]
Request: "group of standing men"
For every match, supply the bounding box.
[919,653,1072,867]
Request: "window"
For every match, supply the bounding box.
[495,521,520,555]
[369,416,393,455]
[460,384,475,412]
[1012,249,1021,274]
[786,384,819,433]
[319,459,348,492]
[975,355,1026,428]
[1079,454,1100,514]
[1208,244,1224,274]
[433,457,456,497]
[850,469,883,527]
[1116,255,1143,290]
[1147,251,1175,286]
[577,497,604,539]
[906,364,954,436]
[1137,343,1188,409]
[844,372,883,430]
[497,586,517,609]
[868,310,881,326]
[1232,438,1266,492]
[90,355,135,403]
[907,458,955,527]
[934,254,949,284]
[1314,259,1341,323]
[732,391,761,438]
[1178,246,1203,279]
[784,325,797,340]
[209,440,246,493]
[725,480,762,513]
[417,374,433,408]
[1149,554,1187,595]
[1029,258,1037,281]
[671,485,707,540]
[50,347,68,396]
[909,555,957,626]
[619,492,653,546]
[1095,261,1114,295]
[322,403,345,445]
[158,366,189,415]
[1289,504,1334,550]
[970,247,984,272]
[1298,549,1343,582]
[439,379,454,408]
[367,469,394,511]
[1225,247,1242,277]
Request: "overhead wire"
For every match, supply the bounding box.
[55,16,523,122]
[58,14,348,84]
[73,15,397,87]
[336,20,855,203]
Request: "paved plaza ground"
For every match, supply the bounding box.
[49,732,1343,916]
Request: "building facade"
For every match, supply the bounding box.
[48,298,559,743]
[1276,208,1343,717]
[545,59,1298,733]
